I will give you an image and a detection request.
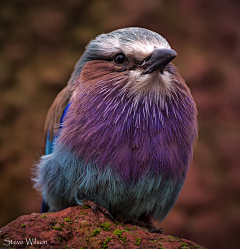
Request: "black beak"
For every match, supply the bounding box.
[141,48,177,75]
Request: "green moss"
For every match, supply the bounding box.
[101,222,111,231]
[149,239,157,243]
[53,226,62,231]
[180,242,190,249]
[85,228,100,245]
[64,217,71,222]
[132,225,137,230]
[113,229,124,238]
[159,237,167,242]
[120,236,127,243]
[158,242,162,246]
[124,226,130,231]
[41,214,47,218]
[83,205,89,209]
[113,221,124,226]
[134,237,141,246]
[79,247,86,249]
[91,228,101,236]
[58,237,63,242]
[102,237,112,249]
[167,235,177,242]
[53,224,64,231]
[21,224,26,228]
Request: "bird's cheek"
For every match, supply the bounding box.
[80,60,123,83]
[71,60,128,96]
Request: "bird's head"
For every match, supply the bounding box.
[70,27,185,105]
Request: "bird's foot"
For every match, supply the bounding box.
[150,227,163,234]
[81,200,114,221]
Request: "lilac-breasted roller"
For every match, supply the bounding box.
[33,27,198,232]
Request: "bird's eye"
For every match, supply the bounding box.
[114,53,126,64]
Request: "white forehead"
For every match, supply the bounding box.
[88,27,171,61]
[122,40,171,61]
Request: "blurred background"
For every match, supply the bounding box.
[0,0,240,248]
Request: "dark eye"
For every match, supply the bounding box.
[114,53,126,64]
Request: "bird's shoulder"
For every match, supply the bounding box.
[44,86,71,146]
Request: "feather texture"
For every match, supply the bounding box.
[33,27,198,224]
[34,142,185,222]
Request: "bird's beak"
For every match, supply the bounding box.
[141,48,177,75]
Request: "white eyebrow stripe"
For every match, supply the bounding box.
[122,41,171,61]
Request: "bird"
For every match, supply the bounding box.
[33,27,198,232]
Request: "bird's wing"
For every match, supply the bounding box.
[44,86,71,155]
[41,86,71,213]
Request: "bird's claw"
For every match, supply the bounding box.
[82,200,114,221]
[150,227,163,234]
[101,209,114,221]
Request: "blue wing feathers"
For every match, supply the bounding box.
[45,102,71,156]
[41,102,71,212]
